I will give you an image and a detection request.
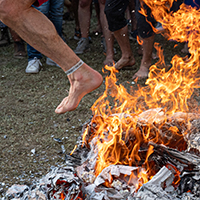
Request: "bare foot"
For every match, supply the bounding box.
[132,66,149,80]
[103,57,115,67]
[55,64,103,114]
[115,56,136,70]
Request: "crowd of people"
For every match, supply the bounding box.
[0,0,154,77]
[0,0,198,114]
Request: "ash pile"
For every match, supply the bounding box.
[4,109,200,200]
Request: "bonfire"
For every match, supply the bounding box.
[4,1,200,200]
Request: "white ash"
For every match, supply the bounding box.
[4,110,200,200]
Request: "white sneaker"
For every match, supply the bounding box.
[46,57,60,67]
[25,57,42,73]
[74,38,90,54]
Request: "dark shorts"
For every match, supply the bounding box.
[33,0,48,7]
[105,0,156,38]
[185,0,200,8]
[104,0,129,32]
[135,0,156,38]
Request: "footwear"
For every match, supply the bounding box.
[156,22,164,32]
[74,28,81,41]
[46,57,60,67]
[13,41,26,59]
[74,37,90,54]
[0,27,10,47]
[25,57,42,74]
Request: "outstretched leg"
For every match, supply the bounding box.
[0,0,103,113]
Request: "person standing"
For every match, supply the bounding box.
[74,0,115,66]
[104,0,156,79]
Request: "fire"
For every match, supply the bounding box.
[61,192,65,200]
[81,0,200,191]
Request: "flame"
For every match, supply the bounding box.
[166,163,181,187]
[60,190,83,200]
[70,145,78,155]
[61,192,65,200]
[137,35,143,45]
[81,0,200,191]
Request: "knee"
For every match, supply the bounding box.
[79,0,91,8]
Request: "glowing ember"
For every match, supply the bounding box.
[81,0,200,191]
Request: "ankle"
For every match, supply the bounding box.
[68,63,88,82]
[121,54,134,60]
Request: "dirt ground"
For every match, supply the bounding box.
[0,7,194,198]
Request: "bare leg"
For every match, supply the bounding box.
[71,0,80,30]
[93,1,102,34]
[129,0,137,33]
[9,28,26,58]
[98,0,114,66]
[78,0,91,38]
[0,0,103,113]
[114,25,135,70]
[132,35,154,80]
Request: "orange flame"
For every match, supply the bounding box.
[70,145,78,155]
[61,192,65,200]
[60,190,83,200]
[81,0,200,191]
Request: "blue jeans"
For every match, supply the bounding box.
[27,0,64,61]
[0,21,6,28]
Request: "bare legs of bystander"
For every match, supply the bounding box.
[114,25,136,70]
[132,35,155,80]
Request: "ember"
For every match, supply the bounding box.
[4,1,200,200]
